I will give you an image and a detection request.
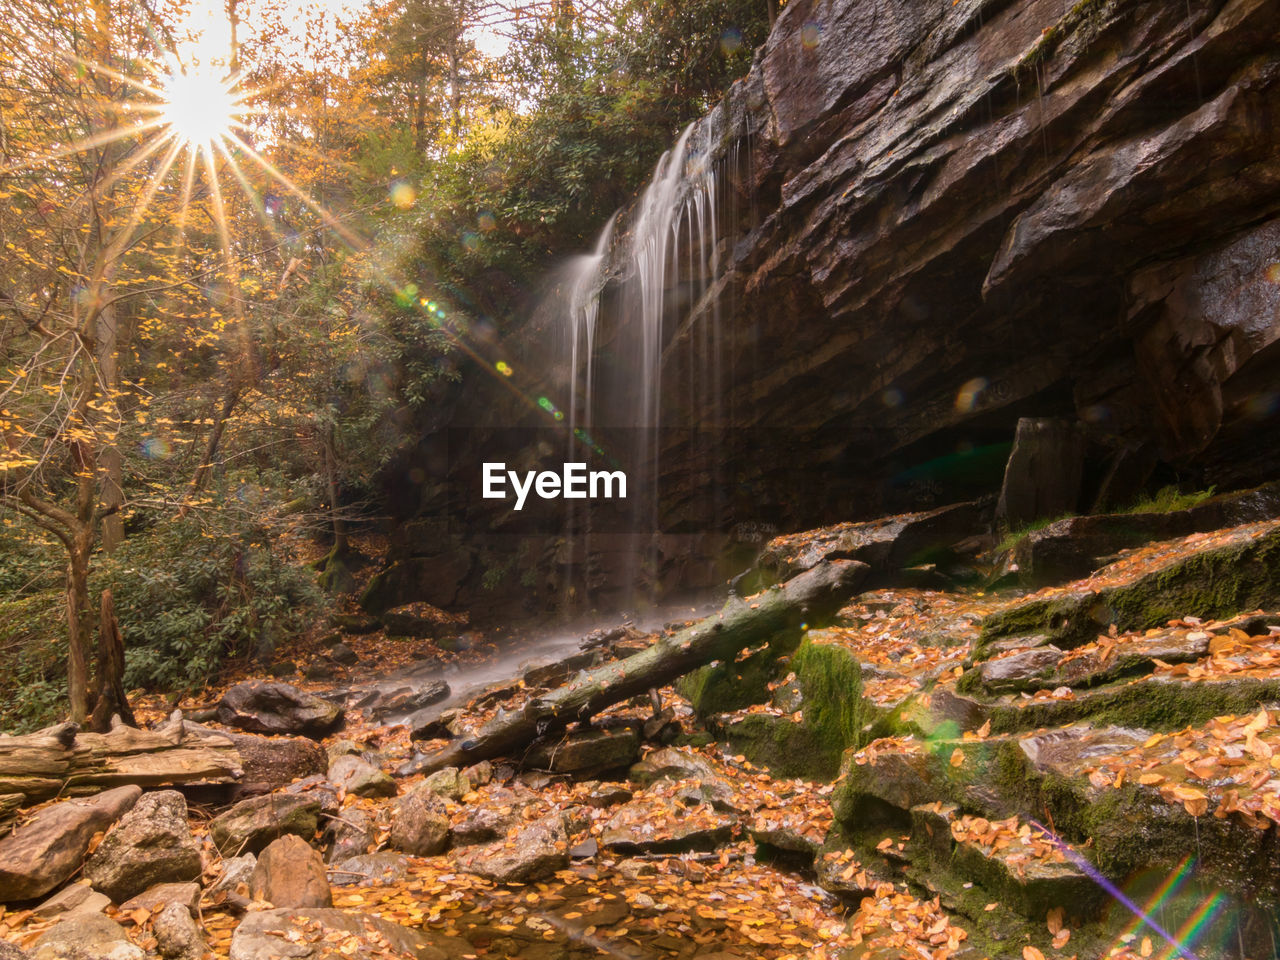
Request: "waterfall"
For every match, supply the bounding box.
[550,110,736,608]
[562,117,728,438]
[563,213,616,438]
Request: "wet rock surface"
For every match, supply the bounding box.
[217,681,344,739]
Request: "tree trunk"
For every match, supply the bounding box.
[0,716,244,833]
[65,548,92,726]
[448,38,461,140]
[96,303,124,553]
[321,424,348,556]
[89,588,135,733]
[400,560,869,776]
[181,384,241,516]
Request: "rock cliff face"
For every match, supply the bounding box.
[376,0,1280,616]
[645,0,1280,517]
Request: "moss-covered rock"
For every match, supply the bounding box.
[980,524,1280,652]
[676,634,798,716]
[712,714,842,781]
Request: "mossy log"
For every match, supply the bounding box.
[402,560,870,776]
[0,715,243,832]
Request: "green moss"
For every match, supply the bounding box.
[987,676,1280,735]
[793,640,870,755]
[717,714,843,781]
[981,526,1280,651]
[677,634,798,715]
[995,513,1074,555]
[1011,0,1113,81]
[1122,484,1216,515]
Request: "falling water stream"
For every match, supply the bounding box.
[549,116,736,607]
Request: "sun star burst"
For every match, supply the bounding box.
[160,68,241,148]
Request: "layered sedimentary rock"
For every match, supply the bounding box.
[378,0,1280,615]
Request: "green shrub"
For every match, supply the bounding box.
[97,513,321,693]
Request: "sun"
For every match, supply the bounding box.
[160,68,241,147]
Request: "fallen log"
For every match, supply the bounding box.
[0,713,243,832]
[401,559,870,776]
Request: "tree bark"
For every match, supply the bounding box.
[96,303,124,553]
[89,588,135,733]
[64,549,91,726]
[0,716,244,834]
[400,560,869,776]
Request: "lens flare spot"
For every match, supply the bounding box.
[1264,262,1280,284]
[1244,390,1279,420]
[461,231,480,252]
[477,212,496,232]
[496,361,513,377]
[881,387,904,408]
[954,377,988,413]
[801,21,822,49]
[141,437,171,460]
[389,180,417,209]
[720,27,743,54]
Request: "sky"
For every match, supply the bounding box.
[177,0,511,69]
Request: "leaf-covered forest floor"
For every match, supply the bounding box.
[3,519,1279,960]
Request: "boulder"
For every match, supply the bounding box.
[995,419,1085,533]
[406,704,462,741]
[421,767,469,802]
[83,790,202,903]
[525,726,640,776]
[0,785,140,902]
[327,756,396,799]
[249,834,331,909]
[282,774,340,814]
[748,501,990,590]
[323,808,374,863]
[976,647,1063,693]
[330,613,380,635]
[360,681,450,721]
[30,914,143,960]
[209,853,256,897]
[152,901,206,960]
[231,907,448,960]
[223,731,328,791]
[359,554,472,615]
[600,797,736,854]
[628,747,736,809]
[453,814,568,884]
[450,788,524,846]
[330,852,409,887]
[217,681,344,739]
[209,793,321,856]
[981,524,1280,651]
[118,882,200,915]
[32,882,110,920]
[388,787,449,856]
[327,643,360,666]
[379,606,442,638]
[1013,481,1280,586]
[0,944,25,960]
